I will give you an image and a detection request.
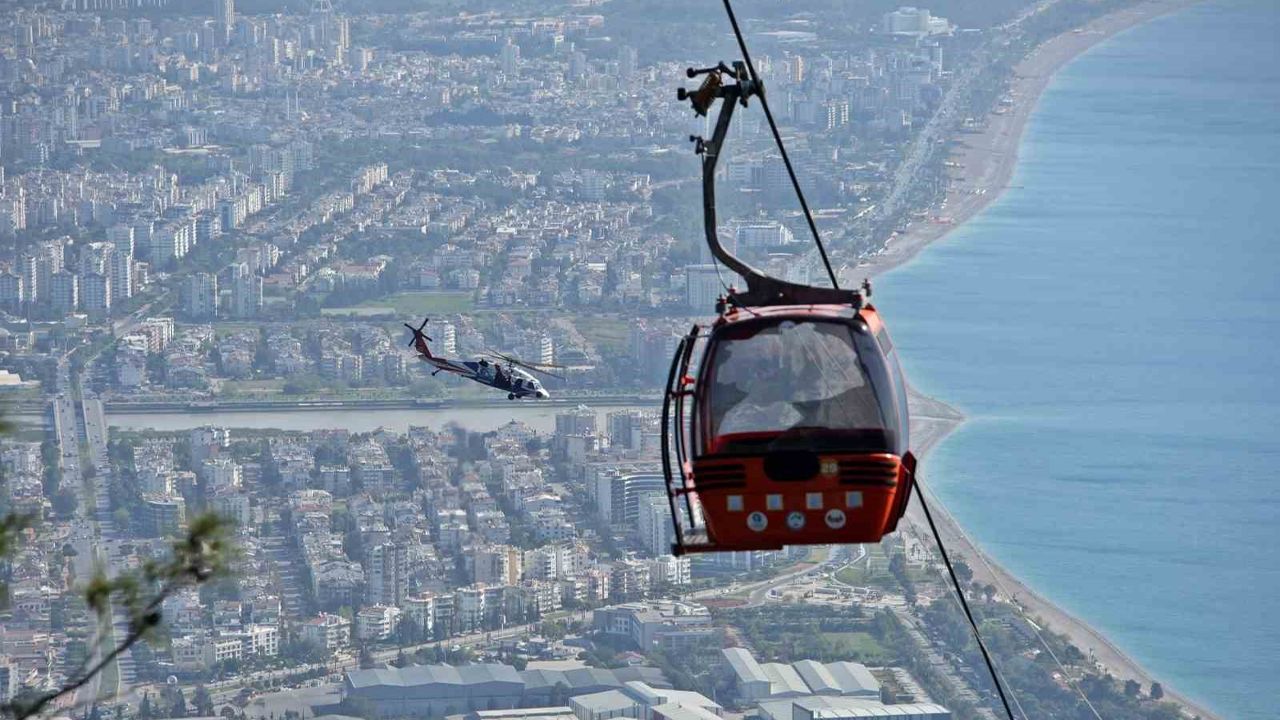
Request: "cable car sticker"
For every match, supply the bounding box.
[747,511,768,532]
[825,509,847,529]
[786,511,806,530]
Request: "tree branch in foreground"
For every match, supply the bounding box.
[1,513,235,720]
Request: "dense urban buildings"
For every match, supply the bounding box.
[0,0,1172,718]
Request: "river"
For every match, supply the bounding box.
[105,403,655,434]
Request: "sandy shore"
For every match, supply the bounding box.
[856,1,1220,718]
[855,0,1202,282]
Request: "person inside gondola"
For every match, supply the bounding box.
[709,321,885,449]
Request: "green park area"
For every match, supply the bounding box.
[323,292,475,319]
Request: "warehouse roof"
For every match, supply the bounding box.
[761,663,810,697]
[346,663,523,690]
[760,697,949,720]
[569,690,639,714]
[792,661,840,695]
[825,662,880,696]
[722,648,770,686]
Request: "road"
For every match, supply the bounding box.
[891,607,995,718]
[81,394,140,696]
[57,303,156,710]
[52,360,108,711]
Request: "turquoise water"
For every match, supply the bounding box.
[877,1,1280,717]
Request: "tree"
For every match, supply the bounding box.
[0,511,233,720]
[138,693,153,720]
[1150,682,1164,700]
[1124,679,1141,698]
[193,685,214,717]
[51,487,78,517]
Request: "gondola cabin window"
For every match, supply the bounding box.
[704,320,889,454]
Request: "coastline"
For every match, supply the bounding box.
[854,0,1202,282]
[857,1,1220,718]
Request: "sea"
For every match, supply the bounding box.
[875,1,1280,717]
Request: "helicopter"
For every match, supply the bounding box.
[404,318,561,400]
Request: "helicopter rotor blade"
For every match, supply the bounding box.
[482,350,566,380]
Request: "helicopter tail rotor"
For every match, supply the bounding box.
[404,318,434,346]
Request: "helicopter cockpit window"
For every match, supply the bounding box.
[707,320,887,448]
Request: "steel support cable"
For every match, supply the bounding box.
[912,481,1019,720]
[957,519,1106,720]
[718,0,841,291]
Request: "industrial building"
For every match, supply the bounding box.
[720,649,947,719]
[569,681,721,720]
[344,664,525,718]
[593,601,715,651]
[758,696,950,720]
[343,663,669,719]
[720,649,880,702]
[469,708,576,720]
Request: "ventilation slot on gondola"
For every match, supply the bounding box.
[837,458,899,487]
[691,460,747,490]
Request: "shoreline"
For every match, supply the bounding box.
[855,0,1202,282]
[860,1,1220,718]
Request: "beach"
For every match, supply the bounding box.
[856,0,1221,718]
[903,395,1222,720]
[858,0,1202,281]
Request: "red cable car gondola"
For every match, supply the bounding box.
[663,63,917,555]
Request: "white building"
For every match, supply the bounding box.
[734,223,795,249]
[184,272,218,319]
[881,7,953,36]
[401,592,437,635]
[592,601,714,651]
[637,495,674,558]
[355,604,402,642]
[49,269,77,314]
[685,264,724,311]
[300,612,351,651]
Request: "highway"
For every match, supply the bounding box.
[53,358,113,710]
[56,300,157,709]
[81,393,140,696]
